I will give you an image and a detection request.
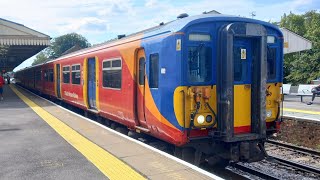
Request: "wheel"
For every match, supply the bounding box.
[174,147,183,158]
[110,122,118,129]
[115,127,128,135]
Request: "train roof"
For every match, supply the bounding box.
[61,14,280,58]
[143,14,281,37]
[17,14,281,72]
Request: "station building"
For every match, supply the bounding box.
[0,18,50,73]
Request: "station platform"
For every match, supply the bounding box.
[0,84,221,180]
[283,95,320,121]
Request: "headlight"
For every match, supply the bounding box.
[266,110,272,117]
[206,115,213,123]
[197,115,205,124]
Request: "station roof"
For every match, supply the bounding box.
[280,28,312,54]
[0,18,50,73]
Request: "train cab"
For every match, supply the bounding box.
[169,15,283,162]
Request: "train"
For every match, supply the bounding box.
[15,13,283,165]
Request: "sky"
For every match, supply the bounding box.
[0,0,319,71]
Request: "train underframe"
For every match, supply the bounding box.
[176,137,266,166]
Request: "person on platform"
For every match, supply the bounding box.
[6,76,10,84]
[307,84,320,105]
[0,73,4,101]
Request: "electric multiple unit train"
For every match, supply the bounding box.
[15,13,283,164]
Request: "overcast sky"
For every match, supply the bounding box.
[1,0,319,71]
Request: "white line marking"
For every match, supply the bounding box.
[17,85,223,180]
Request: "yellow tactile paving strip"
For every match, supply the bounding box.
[283,108,320,115]
[10,85,146,180]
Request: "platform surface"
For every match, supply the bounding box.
[0,85,106,179]
[283,95,320,121]
[0,84,220,180]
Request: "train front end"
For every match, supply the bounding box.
[173,15,283,163]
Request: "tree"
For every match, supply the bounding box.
[32,51,48,65]
[47,33,91,58]
[280,11,320,84]
[32,33,91,66]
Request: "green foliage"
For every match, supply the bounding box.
[47,33,91,58]
[32,51,48,65]
[280,11,320,84]
[32,33,90,65]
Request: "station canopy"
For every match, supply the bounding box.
[0,18,50,73]
[281,28,312,54]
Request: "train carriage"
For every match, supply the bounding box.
[15,13,283,164]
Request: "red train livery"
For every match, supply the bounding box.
[16,13,283,164]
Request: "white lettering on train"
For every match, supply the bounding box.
[64,91,79,99]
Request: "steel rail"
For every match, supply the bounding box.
[267,139,320,157]
[230,163,281,180]
[269,155,320,176]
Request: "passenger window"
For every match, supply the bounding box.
[35,70,41,81]
[102,59,122,89]
[103,61,111,68]
[71,65,81,84]
[149,54,159,88]
[44,70,48,81]
[139,57,145,85]
[267,47,277,80]
[48,69,54,82]
[63,66,70,83]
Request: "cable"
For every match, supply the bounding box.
[206,102,217,126]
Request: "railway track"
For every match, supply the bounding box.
[227,158,320,179]
[266,140,320,167]
[219,140,320,179]
[269,155,320,176]
[264,139,320,178]
[266,139,320,157]
[227,162,281,180]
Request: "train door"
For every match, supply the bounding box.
[88,58,97,109]
[56,64,61,98]
[233,37,252,133]
[136,49,146,125]
[218,23,267,141]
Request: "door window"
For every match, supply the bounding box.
[233,46,248,82]
[233,39,251,84]
[139,57,145,85]
[149,54,159,88]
